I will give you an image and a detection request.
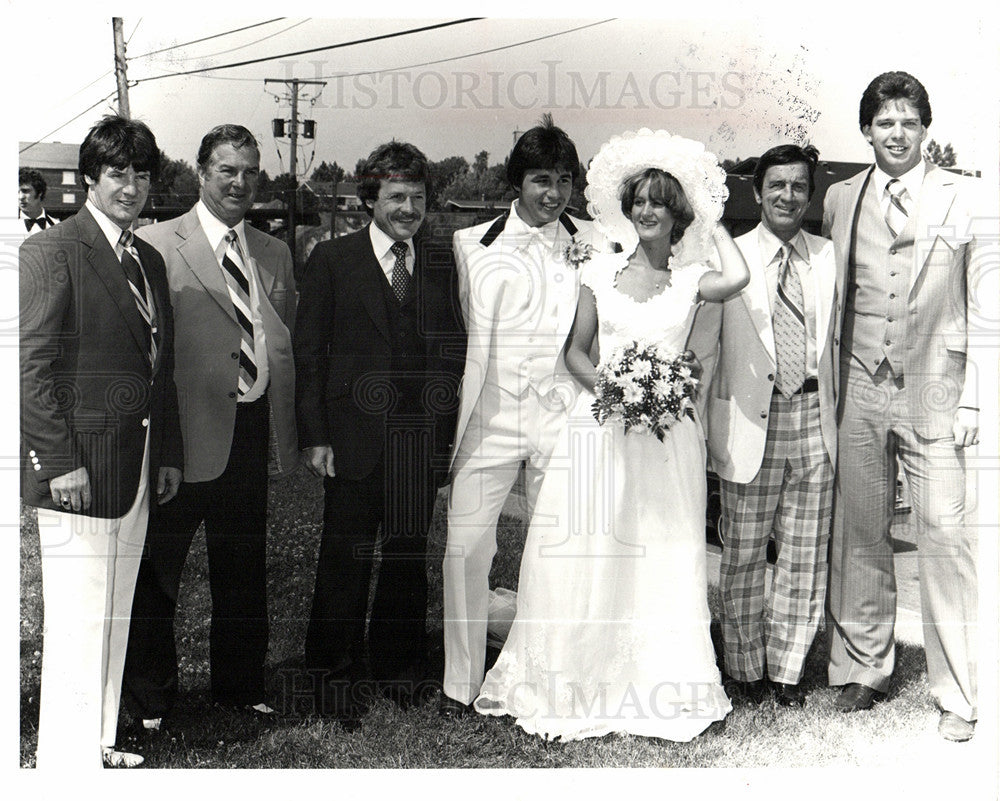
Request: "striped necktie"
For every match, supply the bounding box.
[118,229,157,367]
[772,242,806,398]
[221,229,257,396]
[390,240,410,303]
[884,178,910,238]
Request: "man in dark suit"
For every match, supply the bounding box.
[20,115,182,768]
[294,141,462,725]
[123,125,298,731]
[19,168,58,237]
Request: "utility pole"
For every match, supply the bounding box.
[265,78,325,263]
[112,17,130,118]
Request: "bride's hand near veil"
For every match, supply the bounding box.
[697,223,749,302]
[563,286,600,394]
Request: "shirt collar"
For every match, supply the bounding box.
[508,200,561,245]
[368,219,414,262]
[757,222,807,266]
[85,199,132,252]
[196,200,246,255]
[874,160,926,201]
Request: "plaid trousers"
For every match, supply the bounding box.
[719,390,833,684]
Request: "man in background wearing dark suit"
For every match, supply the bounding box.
[294,141,462,726]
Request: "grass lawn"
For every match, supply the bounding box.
[18,469,991,774]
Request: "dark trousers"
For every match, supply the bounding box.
[305,431,437,692]
[124,395,270,718]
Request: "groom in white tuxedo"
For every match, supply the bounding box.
[440,116,602,713]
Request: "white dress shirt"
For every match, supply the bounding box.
[196,201,270,401]
[874,160,925,218]
[369,221,414,284]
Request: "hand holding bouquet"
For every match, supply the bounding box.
[591,341,699,442]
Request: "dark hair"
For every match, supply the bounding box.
[506,113,580,189]
[19,168,46,201]
[859,71,932,130]
[197,124,260,170]
[619,168,694,246]
[753,144,820,198]
[356,141,429,216]
[78,115,160,186]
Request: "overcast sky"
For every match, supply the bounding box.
[9,5,999,180]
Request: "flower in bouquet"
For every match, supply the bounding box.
[591,340,699,442]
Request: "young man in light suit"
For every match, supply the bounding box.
[823,72,982,741]
[124,125,298,731]
[708,144,838,709]
[440,116,603,715]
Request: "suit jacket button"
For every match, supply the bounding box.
[767,373,775,382]
[228,391,237,399]
[33,464,41,471]
[29,450,36,457]
[142,418,149,427]
[760,411,768,419]
[231,352,239,359]
[890,248,896,255]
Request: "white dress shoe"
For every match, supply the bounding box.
[102,747,144,768]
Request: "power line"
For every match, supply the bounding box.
[133,18,483,83]
[19,92,117,153]
[322,19,615,80]
[126,18,142,44]
[131,18,285,59]
[153,19,310,63]
[154,19,615,84]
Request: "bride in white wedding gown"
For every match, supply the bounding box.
[474,130,749,741]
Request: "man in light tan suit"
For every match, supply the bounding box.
[823,72,982,742]
[123,125,298,732]
[708,144,838,708]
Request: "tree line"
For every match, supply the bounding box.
[149,140,959,213]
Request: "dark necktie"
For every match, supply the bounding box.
[772,242,806,398]
[25,217,47,231]
[118,229,156,365]
[884,178,910,238]
[221,229,257,397]
[390,241,410,303]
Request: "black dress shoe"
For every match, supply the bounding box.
[438,694,471,719]
[723,675,767,705]
[770,680,806,707]
[834,683,885,712]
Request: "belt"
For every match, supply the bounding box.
[774,377,819,396]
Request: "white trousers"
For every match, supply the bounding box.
[34,434,150,770]
[443,383,571,704]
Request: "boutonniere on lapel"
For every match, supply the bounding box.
[562,237,594,269]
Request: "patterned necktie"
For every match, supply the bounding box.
[772,242,806,398]
[221,229,257,396]
[390,240,410,303]
[884,178,910,238]
[118,229,156,366]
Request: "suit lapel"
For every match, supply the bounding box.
[806,234,836,353]
[175,207,239,325]
[245,225,276,296]
[76,206,150,361]
[354,226,392,344]
[737,226,777,363]
[912,165,957,291]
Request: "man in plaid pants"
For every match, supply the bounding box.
[707,144,838,707]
